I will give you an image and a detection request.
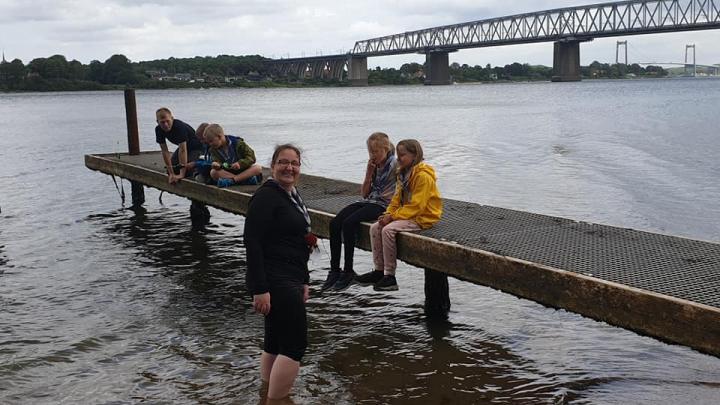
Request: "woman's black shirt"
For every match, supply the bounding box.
[244,180,310,295]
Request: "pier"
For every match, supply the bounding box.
[85,150,720,358]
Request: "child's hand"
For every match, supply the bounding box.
[231,162,241,170]
[365,160,376,179]
[378,214,393,226]
[211,162,221,170]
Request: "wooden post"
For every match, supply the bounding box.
[424,268,450,319]
[124,88,145,207]
[190,200,211,227]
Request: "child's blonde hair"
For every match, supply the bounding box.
[367,132,394,155]
[203,124,225,141]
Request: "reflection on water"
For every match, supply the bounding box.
[1,82,720,404]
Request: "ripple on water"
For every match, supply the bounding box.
[2,84,720,404]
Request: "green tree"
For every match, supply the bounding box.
[103,54,138,84]
[45,54,69,79]
[27,57,48,76]
[67,60,86,80]
[0,58,26,87]
[87,60,104,82]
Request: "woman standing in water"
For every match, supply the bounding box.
[244,144,315,400]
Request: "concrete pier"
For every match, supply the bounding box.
[347,56,368,86]
[424,51,452,85]
[551,40,582,82]
[85,151,720,357]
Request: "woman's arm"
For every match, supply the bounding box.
[244,188,275,295]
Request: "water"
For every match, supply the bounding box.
[1,79,719,404]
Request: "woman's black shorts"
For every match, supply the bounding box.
[263,284,307,362]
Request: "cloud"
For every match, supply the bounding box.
[0,0,718,66]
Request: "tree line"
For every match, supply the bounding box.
[1,53,668,91]
[0,54,273,91]
[369,61,666,84]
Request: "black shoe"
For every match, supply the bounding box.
[373,275,398,291]
[332,270,357,291]
[355,270,383,286]
[321,269,341,291]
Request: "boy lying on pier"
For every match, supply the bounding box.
[204,124,263,187]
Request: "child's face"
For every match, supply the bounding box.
[368,143,387,165]
[396,145,416,169]
[208,135,224,149]
[156,113,173,132]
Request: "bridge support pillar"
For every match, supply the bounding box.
[424,51,452,85]
[347,56,368,86]
[552,40,582,82]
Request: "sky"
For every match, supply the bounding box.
[2,0,719,68]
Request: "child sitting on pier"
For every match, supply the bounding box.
[204,124,263,187]
[322,132,397,291]
[185,122,213,184]
[355,139,443,291]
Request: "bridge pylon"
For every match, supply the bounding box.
[424,49,456,85]
[616,41,628,65]
[551,39,589,82]
[685,44,696,77]
[347,56,368,86]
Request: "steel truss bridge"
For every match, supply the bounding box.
[352,0,720,55]
[269,0,720,84]
[268,54,347,81]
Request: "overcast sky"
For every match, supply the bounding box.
[2,0,719,68]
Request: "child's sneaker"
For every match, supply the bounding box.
[355,270,383,286]
[321,269,341,292]
[217,178,235,188]
[373,275,398,291]
[239,174,261,185]
[332,270,356,291]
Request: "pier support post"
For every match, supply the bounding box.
[424,51,453,85]
[424,268,450,319]
[347,56,368,86]
[190,200,211,227]
[551,40,583,82]
[124,88,145,208]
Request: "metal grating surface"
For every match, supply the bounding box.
[107,153,720,309]
[298,185,720,309]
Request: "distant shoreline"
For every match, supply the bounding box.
[2,75,704,94]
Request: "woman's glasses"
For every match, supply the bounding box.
[276,159,301,168]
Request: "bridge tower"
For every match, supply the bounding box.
[616,41,628,64]
[685,44,696,77]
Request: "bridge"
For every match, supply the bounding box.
[636,62,720,74]
[268,0,720,85]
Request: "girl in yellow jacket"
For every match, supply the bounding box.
[355,139,443,291]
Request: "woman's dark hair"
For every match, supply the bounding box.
[271,143,302,166]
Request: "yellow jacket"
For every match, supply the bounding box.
[385,162,443,229]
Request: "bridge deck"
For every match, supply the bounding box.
[85,151,720,357]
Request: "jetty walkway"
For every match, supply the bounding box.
[85,151,720,357]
